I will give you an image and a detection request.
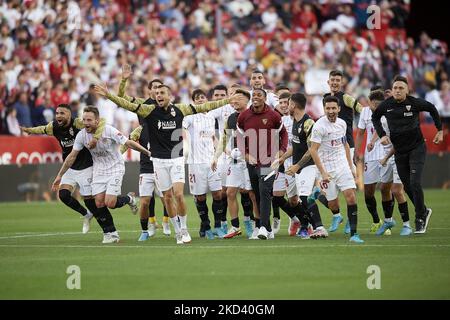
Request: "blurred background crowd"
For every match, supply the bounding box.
[1,0,449,139]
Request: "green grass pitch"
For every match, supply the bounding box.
[0,190,449,299]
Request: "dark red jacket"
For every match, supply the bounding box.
[237,105,288,167]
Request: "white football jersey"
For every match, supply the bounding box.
[357,107,385,161]
[207,104,235,162]
[282,115,294,167]
[310,116,350,172]
[74,125,127,175]
[183,113,216,164]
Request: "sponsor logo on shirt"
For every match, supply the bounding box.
[61,139,74,147]
[404,112,413,117]
[157,120,177,130]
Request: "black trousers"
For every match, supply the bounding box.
[247,164,276,231]
[395,142,427,220]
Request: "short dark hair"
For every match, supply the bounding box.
[57,103,71,111]
[323,95,339,106]
[191,89,206,101]
[275,83,289,93]
[148,79,163,89]
[290,93,307,110]
[251,68,263,75]
[253,87,267,97]
[83,106,99,118]
[370,85,383,92]
[369,90,385,102]
[235,89,251,100]
[212,84,228,95]
[392,75,408,86]
[279,92,291,100]
[156,84,171,91]
[329,70,343,78]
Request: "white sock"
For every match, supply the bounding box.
[221,221,227,226]
[385,217,393,222]
[403,221,410,227]
[170,216,181,234]
[333,213,341,218]
[178,215,187,229]
[317,226,325,231]
[291,216,300,223]
[243,216,250,222]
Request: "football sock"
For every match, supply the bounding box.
[59,189,87,216]
[212,199,223,228]
[113,195,131,208]
[365,196,380,223]
[382,199,394,219]
[347,204,358,236]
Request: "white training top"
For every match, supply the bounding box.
[380,115,394,156]
[183,113,216,164]
[282,115,294,168]
[357,107,385,161]
[74,124,127,176]
[310,116,349,172]
[248,89,279,109]
[207,104,235,163]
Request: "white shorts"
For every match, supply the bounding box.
[273,172,288,192]
[153,157,185,192]
[92,173,124,196]
[364,160,382,184]
[225,161,252,190]
[60,167,93,196]
[380,157,402,184]
[273,172,297,198]
[188,163,222,195]
[318,167,356,201]
[296,165,318,197]
[139,173,163,198]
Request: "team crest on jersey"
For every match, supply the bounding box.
[262,118,268,125]
[69,127,74,136]
[170,107,176,117]
[406,105,411,111]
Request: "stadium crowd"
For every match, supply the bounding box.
[0,0,449,139]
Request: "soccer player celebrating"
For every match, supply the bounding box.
[207,84,239,234]
[183,89,224,239]
[248,69,279,109]
[372,75,443,234]
[51,107,150,243]
[281,93,328,239]
[212,89,256,239]
[309,96,363,243]
[237,88,288,240]
[354,89,395,235]
[117,65,170,240]
[21,103,105,234]
[323,70,363,233]
[271,92,305,236]
[94,83,245,244]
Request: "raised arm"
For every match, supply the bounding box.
[343,93,363,113]
[117,66,146,104]
[177,99,230,116]
[20,122,53,136]
[93,83,155,118]
[74,118,106,139]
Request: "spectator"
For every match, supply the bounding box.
[13,92,32,127]
[6,107,21,137]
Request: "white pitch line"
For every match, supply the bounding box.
[0,244,449,249]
